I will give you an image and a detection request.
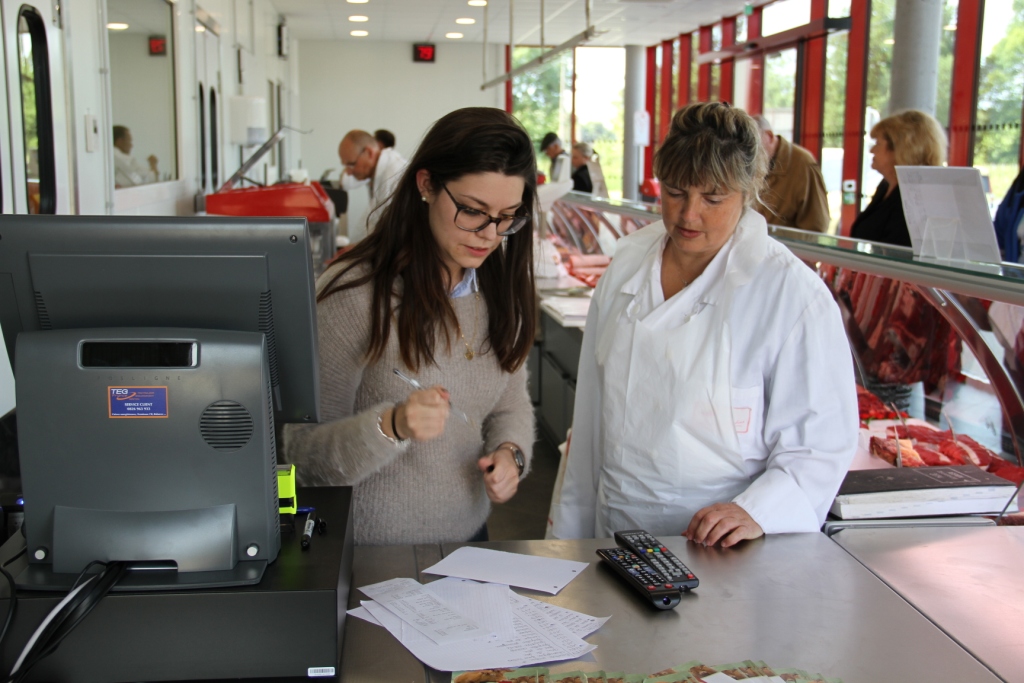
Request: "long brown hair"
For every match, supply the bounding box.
[319,107,537,374]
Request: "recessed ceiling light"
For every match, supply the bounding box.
[195,25,206,32]
[106,22,129,30]
[349,15,369,22]
[468,0,487,5]
[351,30,369,37]
[347,0,369,3]
[456,17,476,24]
[446,32,464,39]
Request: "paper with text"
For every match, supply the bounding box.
[359,577,488,645]
[422,546,589,594]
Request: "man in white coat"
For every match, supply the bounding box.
[549,103,858,547]
[338,130,408,242]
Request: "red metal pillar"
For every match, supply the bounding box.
[799,0,828,161]
[677,33,692,108]
[505,45,513,113]
[948,0,983,167]
[645,45,657,182]
[747,8,764,115]
[720,17,736,105]
[660,39,674,143]
[839,0,871,236]
[698,25,712,102]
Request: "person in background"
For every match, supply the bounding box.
[539,132,571,183]
[549,102,858,547]
[112,125,158,188]
[751,115,830,233]
[374,129,396,149]
[850,109,946,247]
[338,129,408,241]
[284,107,537,546]
[994,165,1024,262]
[570,142,609,198]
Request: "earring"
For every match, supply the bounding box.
[421,196,428,202]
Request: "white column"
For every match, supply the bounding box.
[623,45,646,201]
[889,0,944,115]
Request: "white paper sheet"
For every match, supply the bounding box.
[507,593,609,638]
[359,577,488,645]
[361,598,597,672]
[347,605,382,626]
[422,546,589,594]
[424,578,515,644]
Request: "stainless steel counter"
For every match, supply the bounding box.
[834,526,1024,683]
[341,534,1000,683]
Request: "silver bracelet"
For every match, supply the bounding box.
[376,410,403,446]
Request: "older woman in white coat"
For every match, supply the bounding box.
[549,103,858,548]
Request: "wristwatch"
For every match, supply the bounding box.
[502,444,525,477]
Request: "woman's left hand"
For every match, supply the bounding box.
[684,502,764,548]
[477,447,520,504]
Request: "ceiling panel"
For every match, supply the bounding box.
[270,0,760,45]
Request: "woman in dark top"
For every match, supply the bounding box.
[850,110,946,247]
[570,142,594,193]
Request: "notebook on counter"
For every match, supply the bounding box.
[830,466,1019,520]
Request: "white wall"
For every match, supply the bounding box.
[298,40,505,228]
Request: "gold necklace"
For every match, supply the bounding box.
[457,293,480,360]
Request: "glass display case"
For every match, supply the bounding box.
[539,191,1024,495]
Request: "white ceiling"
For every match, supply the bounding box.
[270,0,759,46]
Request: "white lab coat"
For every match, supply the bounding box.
[113,147,156,187]
[549,208,858,539]
[349,146,409,243]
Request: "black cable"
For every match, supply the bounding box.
[0,567,15,653]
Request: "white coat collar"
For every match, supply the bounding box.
[619,206,768,300]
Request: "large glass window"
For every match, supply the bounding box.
[18,8,54,214]
[862,0,897,207]
[690,32,699,102]
[934,0,959,130]
[762,0,812,36]
[107,0,178,189]
[823,31,849,233]
[574,47,625,198]
[764,49,797,141]
[511,46,573,163]
[974,0,1024,205]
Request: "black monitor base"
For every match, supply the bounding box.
[14,558,267,591]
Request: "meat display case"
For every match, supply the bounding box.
[541,191,1024,488]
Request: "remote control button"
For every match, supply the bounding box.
[646,585,655,591]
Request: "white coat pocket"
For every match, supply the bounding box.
[730,385,764,451]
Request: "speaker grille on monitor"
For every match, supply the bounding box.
[258,291,281,393]
[33,291,51,329]
[199,401,254,451]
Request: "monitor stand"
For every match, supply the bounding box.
[14,558,267,592]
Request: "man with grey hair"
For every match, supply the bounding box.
[751,114,829,233]
[338,129,408,241]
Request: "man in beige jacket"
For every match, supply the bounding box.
[752,115,830,233]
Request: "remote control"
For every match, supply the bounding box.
[613,529,699,591]
[596,547,681,610]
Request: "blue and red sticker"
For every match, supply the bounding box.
[108,386,168,418]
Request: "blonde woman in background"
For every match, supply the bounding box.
[570,142,609,198]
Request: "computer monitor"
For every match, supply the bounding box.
[0,215,320,590]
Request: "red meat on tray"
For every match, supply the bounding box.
[988,457,1024,486]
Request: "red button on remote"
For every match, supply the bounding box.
[646,585,655,591]
[664,584,673,589]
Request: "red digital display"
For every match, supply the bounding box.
[149,35,167,56]
[414,44,435,63]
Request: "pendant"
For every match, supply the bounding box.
[465,348,475,361]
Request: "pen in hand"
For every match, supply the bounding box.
[392,369,471,424]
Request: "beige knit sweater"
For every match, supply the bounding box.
[281,264,535,546]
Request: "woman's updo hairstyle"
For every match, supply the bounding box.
[654,102,769,207]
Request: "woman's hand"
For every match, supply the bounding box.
[477,446,520,503]
[684,502,763,548]
[392,387,450,441]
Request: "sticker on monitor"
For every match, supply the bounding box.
[108,386,169,418]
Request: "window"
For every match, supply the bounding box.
[199,84,207,190]
[973,0,1024,204]
[575,47,625,198]
[511,46,574,161]
[764,49,797,141]
[107,0,178,189]
[762,0,812,37]
[17,8,55,214]
[210,89,219,189]
[862,0,898,207]
[823,31,849,232]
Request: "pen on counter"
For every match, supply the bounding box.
[392,368,470,423]
[301,512,315,550]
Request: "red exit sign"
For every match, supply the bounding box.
[149,35,167,56]
[413,43,435,63]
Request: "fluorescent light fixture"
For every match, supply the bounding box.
[347,0,369,3]
[106,22,129,30]
[456,17,476,24]
[350,30,369,37]
[468,0,487,5]
[446,32,464,39]
[349,15,369,22]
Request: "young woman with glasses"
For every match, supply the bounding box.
[282,107,536,546]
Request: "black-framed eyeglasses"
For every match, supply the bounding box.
[442,184,529,236]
